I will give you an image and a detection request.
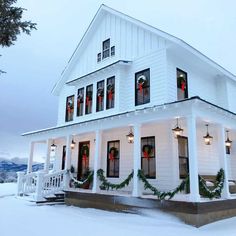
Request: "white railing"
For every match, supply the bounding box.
[17,170,68,201]
[17,171,37,196]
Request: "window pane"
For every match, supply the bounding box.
[85,85,93,114]
[178,136,189,179]
[141,136,156,178]
[106,76,115,109]
[107,140,120,178]
[135,69,150,106]
[96,80,104,112]
[77,88,84,117]
[177,69,188,100]
[111,46,115,56]
[65,95,74,122]
[102,39,110,59]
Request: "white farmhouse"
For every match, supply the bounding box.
[17,5,236,226]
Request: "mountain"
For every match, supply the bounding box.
[0,158,44,183]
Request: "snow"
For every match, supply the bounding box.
[1,183,236,236]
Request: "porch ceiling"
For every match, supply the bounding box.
[22,96,236,141]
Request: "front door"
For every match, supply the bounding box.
[77,141,90,180]
[178,136,189,179]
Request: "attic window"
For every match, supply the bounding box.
[111,46,115,56]
[102,39,110,59]
[97,53,101,62]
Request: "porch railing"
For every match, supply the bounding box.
[17,170,68,201]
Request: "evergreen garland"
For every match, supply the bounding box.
[138,169,189,200]
[97,169,133,190]
[69,171,94,188]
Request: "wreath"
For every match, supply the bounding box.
[109,147,119,160]
[67,99,73,113]
[77,93,83,107]
[107,83,114,101]
[81,145,89,160]
[177,77,186,92]
[142,144,153,158]
[137,75,147,93]
[97,87,104,103]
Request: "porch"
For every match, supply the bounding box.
[17,97,236,204]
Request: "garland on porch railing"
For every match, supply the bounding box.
[137,169,189,200]
[97,169,134,190]
[69,171,94,188]
[198,168,224,199]
[137,168,225,200]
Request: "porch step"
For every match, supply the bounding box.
[36,193,65,204]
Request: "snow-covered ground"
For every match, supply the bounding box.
[1,183,236,236]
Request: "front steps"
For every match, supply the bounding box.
[36,192,65,204]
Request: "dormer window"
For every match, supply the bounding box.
[177,68,188,100]
[102,39,110,59]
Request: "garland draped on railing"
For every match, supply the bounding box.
[69,171,94,188]
[198,168,224,199]
[137,170,189,200]
[137,168,225,200]
[97,169,134,190]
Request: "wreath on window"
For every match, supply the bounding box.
[109,147,119,160]
[86,91,93,105]
[67,99,73,113]
[97,87,104,103]
[81,145,89,161]
[77,94,83,107]
[107,83,114,101]
[137,75,147,93]
[142,144,153,158]
[177,77,186,92]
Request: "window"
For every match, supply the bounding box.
[85,85,93,115]
[65,95,74,122]
[97,53,101,62]
[111,46,115,56]
[96,80,104,112]
[77,88,84,117]
[141,137,156,178]
[107,140,120,178]
[226,146,231,155]
[135,69,150,106]
[177,68,188,100]
[106,76,115,109]
[178,136,189,179]
[102,39,110,59]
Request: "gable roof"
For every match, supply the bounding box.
[52,4,236,96]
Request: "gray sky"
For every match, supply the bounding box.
[1,0,236,161]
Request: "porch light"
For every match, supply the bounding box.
[126,127,134,143]
[70,139,76,149]
[225,130,232,147]
[50,142,57,152]
[172,118,183,137]
[203,124,213,145]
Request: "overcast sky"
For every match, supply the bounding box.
[0,0,236,162]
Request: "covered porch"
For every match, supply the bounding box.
[17,97,236,203]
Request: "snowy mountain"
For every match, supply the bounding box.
[0,158,43,183]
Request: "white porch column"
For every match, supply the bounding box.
[27,142,35,173]
[44,139,52,173]
[132,124,141,197]
[64,135,73,189]
[187,115,200,202]
[218,124,230,199]
[92,130,102,193]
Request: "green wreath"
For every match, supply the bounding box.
[177,77,186,89]
[97,87,104,97]
[142,144,153,157]
[137,75,147,87]
[109,147,119,159]
[107,83,114,94]
[81,145,89,157]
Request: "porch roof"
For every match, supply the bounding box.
[22,96,236,138]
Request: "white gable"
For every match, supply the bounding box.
[52,4,236,96]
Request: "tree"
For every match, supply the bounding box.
[0,0,36,47]
[0,0,37,73]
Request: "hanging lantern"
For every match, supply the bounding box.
[203,124,213,145]
[70,139,76,149]
[51,142,57,152]
[126,127,134,143]
[172,118,183,137]
[225,130,232,148]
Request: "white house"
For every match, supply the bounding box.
[17,5,236,206]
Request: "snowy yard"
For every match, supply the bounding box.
[0,183,236,236]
